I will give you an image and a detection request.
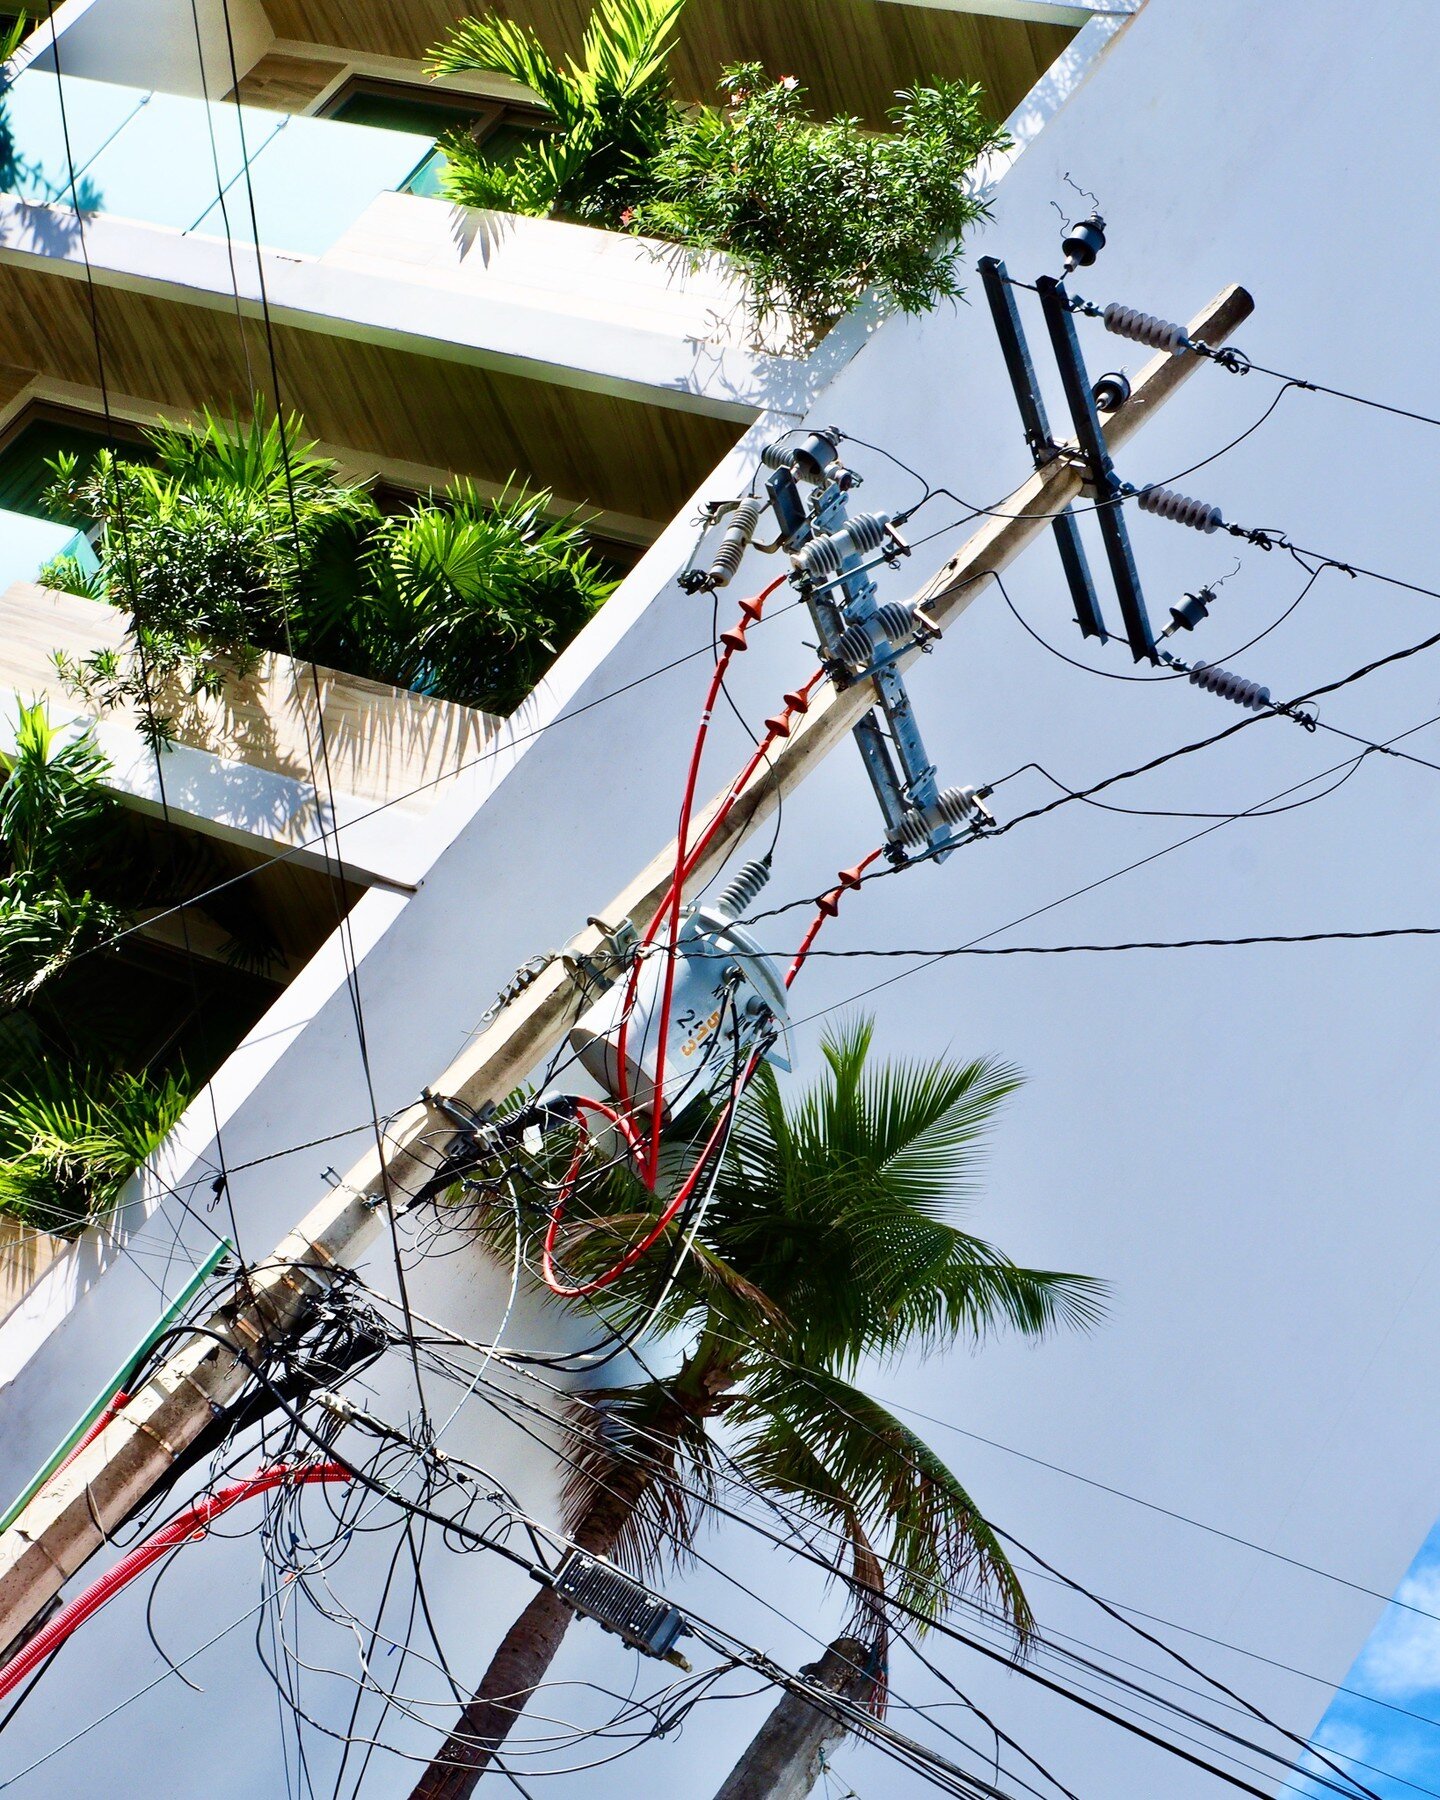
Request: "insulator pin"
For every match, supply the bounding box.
[1062,213,1107,271]
[1103,303,1191,354]
[833,601,917,668]
[1137,485,1224,533]
[713,858,772,920]
[704,498,762,590]
[1164,587,1214,636]
[794,512,892,582]
[893,785,989,849]
[1187,662,1271,711]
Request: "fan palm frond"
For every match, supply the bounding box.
[0,881,128,1007]
[555,1379,720,1576]
[428,0,685,220]
[428,14,574,119]
[0,1062,190,1235]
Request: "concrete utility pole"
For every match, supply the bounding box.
[0,283,1252,1660]
[712,1636,877,1800]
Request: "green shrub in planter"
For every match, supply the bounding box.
[636,65,1009,352]
[428,0,684,221]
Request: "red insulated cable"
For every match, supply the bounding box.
[614,574,789,1167]
[540,1054,759,1299]
[673,667,826,896]
[0,1462,350,1702]
[623,655,824,1181]
[551,576,843,1297]
[542,846,884,1298]
[56,1390,131,1474]
[784,847,885,989]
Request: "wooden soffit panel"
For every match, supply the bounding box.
[260,0,1075,128]
[0,263,738,525]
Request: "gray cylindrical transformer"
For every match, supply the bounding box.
[568,908,792,1120]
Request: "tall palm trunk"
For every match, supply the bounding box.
[408,1399,689,1799]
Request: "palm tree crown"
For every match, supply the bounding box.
[410,1017,1103,1798]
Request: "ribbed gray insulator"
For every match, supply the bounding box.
[1103,303,1191,354]
[760,441,794,472]
[834,601,917,667]
[1137,485,1224,533]
[1187,663,1271,711]
[705,498,762,589]
[713,858,772,920]
[894,785,985,848]
[794,512,891,581]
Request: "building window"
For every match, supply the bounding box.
[318,77,547,200]
[0,409,146,522]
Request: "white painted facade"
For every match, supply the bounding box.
[4,2,1439,1795]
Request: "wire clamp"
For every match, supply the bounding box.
[567,916,640,991]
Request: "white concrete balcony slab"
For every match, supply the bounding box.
[0,581,502,890]
[0,69,815,424]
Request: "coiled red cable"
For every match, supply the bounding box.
[541,572,868,1299]
[0,1461,349,1701]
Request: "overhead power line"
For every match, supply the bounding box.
[694,923,1440,960]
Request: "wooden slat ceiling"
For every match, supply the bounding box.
[0,263,738,526]
[259,0,1075,129]
[144,825,365,968]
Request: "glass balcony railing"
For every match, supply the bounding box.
[0,69,435,256]
[0,510,90,591]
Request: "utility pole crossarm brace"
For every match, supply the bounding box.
[0,283,1252,1657]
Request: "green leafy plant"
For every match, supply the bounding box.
[0,12,29,63]
[408,1018,1104,1795]
[635,65,1010,350]
[353,482,613,712]
[0,697,117,881]
[0,1062,190,1235]
[427,0,685,219]
[41,409,613,730]
[43,407,375,745]
[0,700,127,1009]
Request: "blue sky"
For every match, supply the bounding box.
[1308,1527,1440,1797]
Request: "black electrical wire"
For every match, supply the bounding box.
[41,11,246,1266]
[992,559,1326,686]
[194,1330,1027,1799]
[896,378,1299,534]
[993,1524,1385,1800]
[399,1314,1328,1799]
[1195,344,1440,432]
[737,597,1440,937]
[208,0,434,1432]
[429,1350,1367,1800]
[386,1343,1053,1799]
[44,590,812,983]
[436,1285,1426,1800]
[692,922,1440,959]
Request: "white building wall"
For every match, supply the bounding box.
[22,0,274,99]
[3,1,1439,1795]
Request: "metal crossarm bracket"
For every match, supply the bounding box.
[1034,273,1157,663]
[566,915,640,990]
[979,255,1108,644]
[979,255,1159,664]
[771,454,957,860]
